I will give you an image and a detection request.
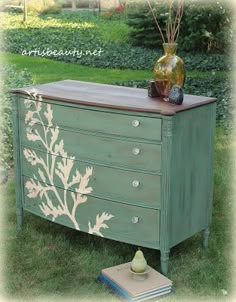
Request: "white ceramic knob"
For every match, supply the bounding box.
[132,120,140,127]
[132,180,140,188]
[132,148,140,155]
[131,216,139,224]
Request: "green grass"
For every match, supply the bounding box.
[2,129,233,300]
[1,52,152,84]
[1,52,227,85]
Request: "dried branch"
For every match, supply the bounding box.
[146,0,184,44]
[146,0,165,43]
[173,0,184,42]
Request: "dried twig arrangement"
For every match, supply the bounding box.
[146,0,184,44]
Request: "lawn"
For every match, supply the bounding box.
[1,53,227,85]
[0,8,234,301]
[1,52,152,84]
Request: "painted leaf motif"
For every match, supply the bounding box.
[23,148,41,165]
[88,212,114,237]
[24,98,114,236]
[25,179,42,198]
[44,104,53,127]
[39,202,64,221]
[25,111,34,123]
[54,140,64,155]
[26,130,41,142]
[49,127,59,149]
[71,191,87,206]
[38,168,46,182]
[77,167,93,194]
[35,101,42,112]
[28,118,39,127]
[67,169,81,189]
[56,156,75,186]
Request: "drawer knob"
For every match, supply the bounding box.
[131,216,139,224]
[132,180,140,188]
[132,148,140,155]
[132,120,140,127]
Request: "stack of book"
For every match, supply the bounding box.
[98,262,173,301]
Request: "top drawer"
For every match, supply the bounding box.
[19,98,162,141]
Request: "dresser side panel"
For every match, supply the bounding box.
[12,94,24,228]
[169,103,216,248]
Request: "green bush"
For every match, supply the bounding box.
[40,3,62,15]
[125,1,166,49]
[114,75,233,132]
[178,0,233,53]
[0,65,33,167]
[126,0,233,53]
[1,12,233,71]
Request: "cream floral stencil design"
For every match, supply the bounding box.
[23,88,114,236]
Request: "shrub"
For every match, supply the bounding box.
[1,12,233,71]
[178,0,233,53]
[114,75,233,132]
[40,3,62,15]
[0,65,33,167]
[126,0,233,53]
[102,5,126,20]
[125,1,167,49]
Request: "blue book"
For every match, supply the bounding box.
[98,262,172,301]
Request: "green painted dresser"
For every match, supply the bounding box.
[11,80,216,275]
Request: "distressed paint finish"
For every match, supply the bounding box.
[23,176,160,248]
[168,104,216,248]
[12,94,24,230]
[21,148,161,208]
[160,117,173,275]
[19,99,162,142]
[20,121,162,172]
[11,81,216,275]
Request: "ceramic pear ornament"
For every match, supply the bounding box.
[131,249,147,273]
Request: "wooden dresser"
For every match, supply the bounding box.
[11,80,216,275]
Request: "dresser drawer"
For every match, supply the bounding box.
[22,147,161,208]
[20,98,162,141]
[23,176,160,248]
[20,122,162,172]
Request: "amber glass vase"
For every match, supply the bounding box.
[154,43,185,98]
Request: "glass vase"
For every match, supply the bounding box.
[153,43,185,98]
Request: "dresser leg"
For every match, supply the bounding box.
[16,207,23,230]
[203,227,210,249]
[160,249,170,275]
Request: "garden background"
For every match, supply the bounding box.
[0,0,235,301]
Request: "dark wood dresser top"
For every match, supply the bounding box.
[11,80,216,115]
